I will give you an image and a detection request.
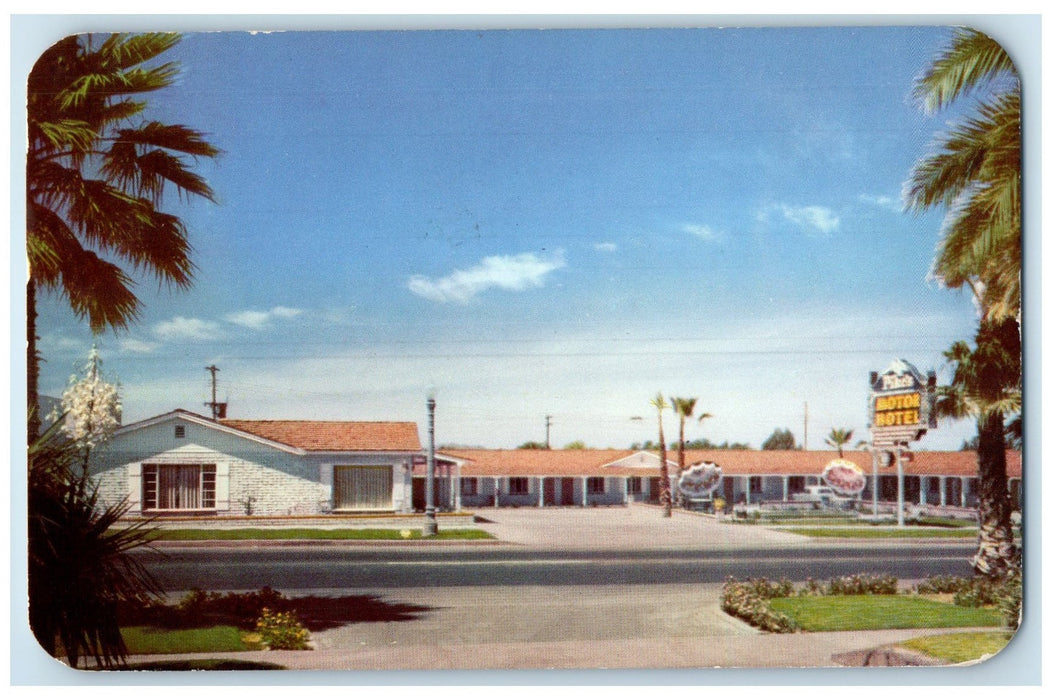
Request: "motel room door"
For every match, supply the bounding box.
[543,477,575,505]
[334,465,392,510]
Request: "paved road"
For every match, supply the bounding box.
[121,506,990,671]
[138,506,978,590]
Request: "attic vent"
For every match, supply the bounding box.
[175,425,186,439]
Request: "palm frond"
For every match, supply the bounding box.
[913,28,1018,114]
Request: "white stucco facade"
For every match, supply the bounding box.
[89,411,418,517]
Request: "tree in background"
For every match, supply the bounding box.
[651,393,672,517]
[761,428,798,451]
[27,33,218,440]
[824,428,855,458]
[671,396,712,505]
[906,28,1022,578]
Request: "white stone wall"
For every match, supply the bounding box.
[88,414,415,516]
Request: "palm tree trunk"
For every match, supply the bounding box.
[972,411,1017,577]
[27,278,41,442]
[658,419,671,517]
[676,419,686,509]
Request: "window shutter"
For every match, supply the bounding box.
[127,463,142,514]
[215,462,231,512]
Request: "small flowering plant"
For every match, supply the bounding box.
[58,346,122,455]
[255,607,311,650]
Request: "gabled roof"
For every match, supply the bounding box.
[112,409,420,453]
[220,419,421,452]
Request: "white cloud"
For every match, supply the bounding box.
[594,242,618,253]
[859,193,900,211]
[225,306,305,330]
[682,224,722,243]
[119,338,158,354]
[408,251,566,304]
[778,204,840,236]
[153,316,221,341]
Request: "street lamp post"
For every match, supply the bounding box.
[423,394,438,537]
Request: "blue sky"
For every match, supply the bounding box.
[23,23,1002,451]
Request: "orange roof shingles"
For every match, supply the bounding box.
[220,420,421,452]
[434,449,1022,479]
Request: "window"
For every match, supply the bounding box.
[461,477,478,496]
[626,477,642,494]
[750,476,763,492]
[508,477,529,495]
[174,425,186,439]
[587,477,605,494]
[143,464,216,511]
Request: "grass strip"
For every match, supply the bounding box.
[898,632,1013,664]
[148,528,495,541]
[768,595,1003,632]
[121,625,255,655]
[779,527,976,538]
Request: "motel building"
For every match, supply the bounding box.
[415,448,1023,515]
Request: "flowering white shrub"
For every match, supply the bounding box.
[59,346,122,451]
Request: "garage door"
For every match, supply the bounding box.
[334,466,392,510]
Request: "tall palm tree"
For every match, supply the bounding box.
[907,28,1023,578]
[935,317,1021,577]
[651,392,671,517]
[905,28,1021,324]
[671,396,712,505]
[26,33,218,439]
[824,428,854,458]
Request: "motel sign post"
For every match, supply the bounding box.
[868,359,937,526]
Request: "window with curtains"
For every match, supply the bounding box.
[461,477,478,496]
[587,477,605,494]
[626,476,642,494]
[142,464,217,511]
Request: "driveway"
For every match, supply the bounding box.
[468,503,810,549]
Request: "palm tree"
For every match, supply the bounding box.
[29,419,161,668]
[905,28,1021,324]
[907,28,1023,578]
[935,317,1021,577]
[651,393,671,517]
[26,33,218,439]
[824,428,854,458]
[671,396,712,505]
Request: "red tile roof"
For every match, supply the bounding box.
[220,420,421,452]
[431,448,1022,479]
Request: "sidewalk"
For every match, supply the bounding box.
[121,627,973,671]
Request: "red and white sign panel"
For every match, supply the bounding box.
[822,459,866,496]
[679,461,722,498]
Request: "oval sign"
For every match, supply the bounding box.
[679,461,722,498]
[822,459,866,496]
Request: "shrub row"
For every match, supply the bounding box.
[720,577,799,633]
[119,587,312,650]
[914,573,1022,630]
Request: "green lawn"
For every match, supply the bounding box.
[898,632,1014,664]
[768,595,1003,632]
[148,528,495,541]
[121,625,257,654]
[779,527,976,538]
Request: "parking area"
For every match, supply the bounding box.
[469,503,810,549]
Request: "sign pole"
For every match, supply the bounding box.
[871,449,879,518]
[896,442,905,527]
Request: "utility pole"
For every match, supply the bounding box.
[803,401,809,451]
[423,394,438,537]
[205,365,220,420]
[545,415,552,449]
